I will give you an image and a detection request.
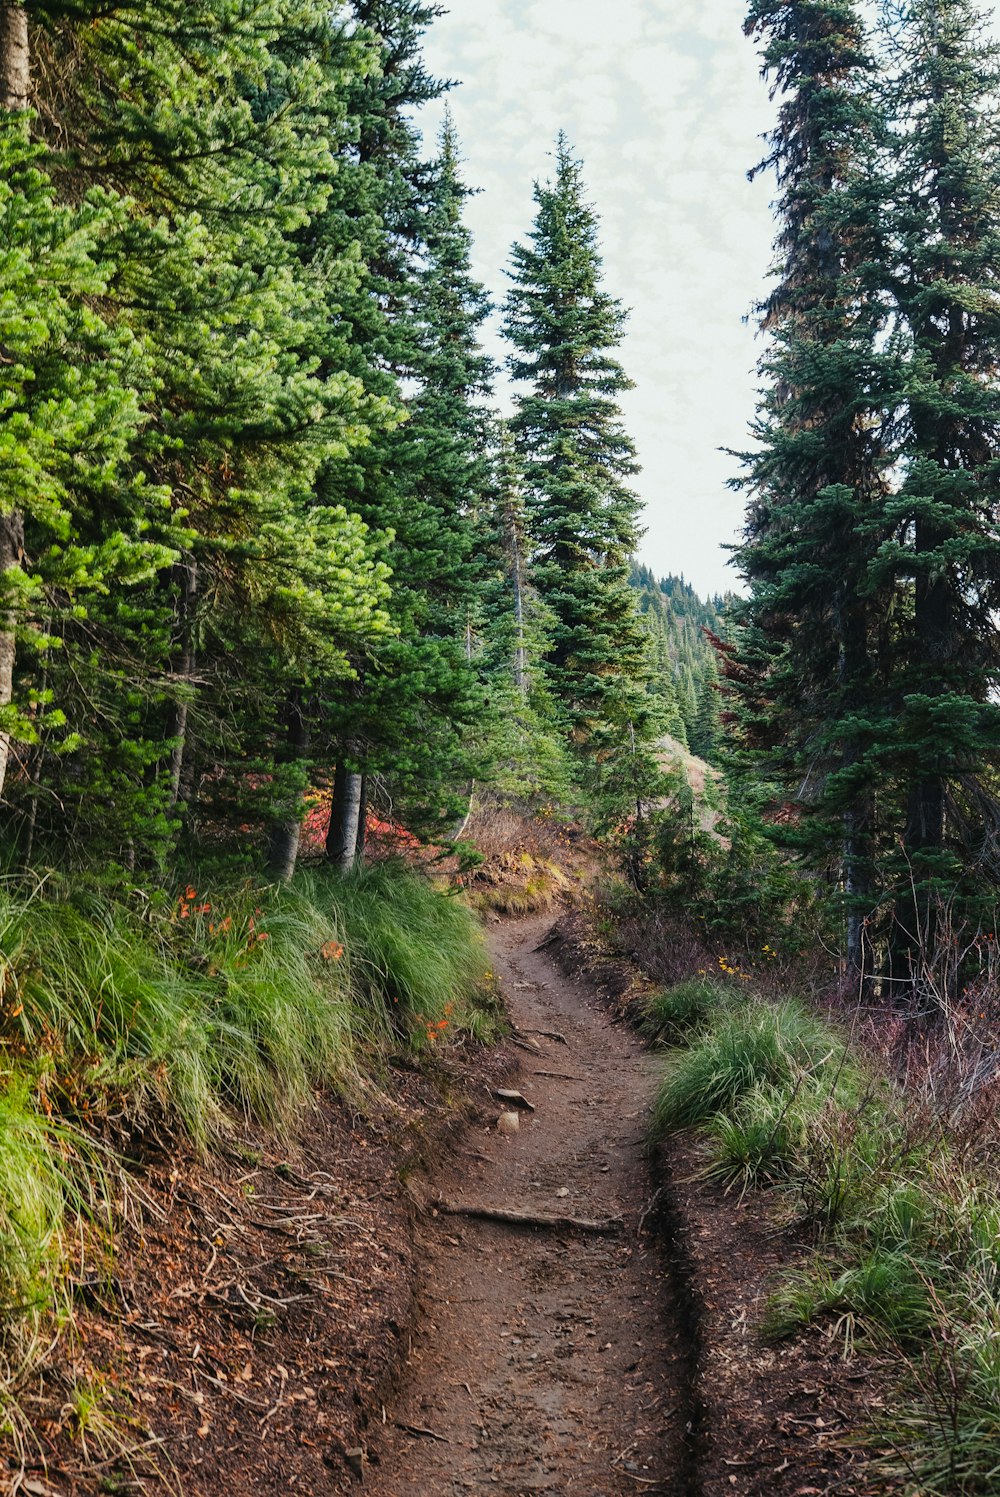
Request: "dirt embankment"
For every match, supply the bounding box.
[20,905,897,1497]
[546,912,900,1497]
[14,1050,516,1497]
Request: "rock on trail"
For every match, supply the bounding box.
[369,914,688,1496]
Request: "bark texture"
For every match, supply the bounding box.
[0,4,29,111]
[326,762,363,874]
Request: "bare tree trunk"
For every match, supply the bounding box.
[267,688,308,883]
[0,5,29,802]
[326,761,363,874]
[354,773,368,865]
[0,4,29,111]
[167,558,198,810]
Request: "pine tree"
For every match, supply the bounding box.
[732,1,896,974]
[879,0,1000,965]
[474,424,573,803]
[0,14,172,842]
[12,0,394,870]
[502,135,655,798]
[319,17,494,855]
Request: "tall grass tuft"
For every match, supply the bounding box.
[639,976,734,1048]
[0,859,493,1430]
[647,969,1000,1492]
[650,997,838,1134]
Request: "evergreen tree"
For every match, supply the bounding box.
[9,0,395,870]
[732,0,896,974]
[320,19,494,856]
[502,135,656,804]
[474,424,573,803]
[879,0,1000,964]
[0,16,172,843]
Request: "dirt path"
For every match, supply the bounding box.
[369,915,688,1497]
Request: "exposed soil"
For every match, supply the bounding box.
[367,913,688,1497]
[11,904,904,1497]
[12,1049,516,1497]
[547,910,903,1497]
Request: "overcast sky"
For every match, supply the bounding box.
[418,0,778,599]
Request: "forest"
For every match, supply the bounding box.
[3,0,1000,1493]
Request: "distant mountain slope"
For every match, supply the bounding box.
[630,565,734,762]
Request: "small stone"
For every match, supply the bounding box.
[345,1448,365,1481]
[493,1088,535,1111]
[555,1187,570,1199]
[496,1111,520,1135]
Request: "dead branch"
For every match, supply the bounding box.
[432,1198,623,1234]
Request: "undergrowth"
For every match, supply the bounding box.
[649,980,1000,1494]
[0,859,494,1441]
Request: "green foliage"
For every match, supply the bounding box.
[650,996,837,1135]
[650,768,826,956]
[648,965,1000,1490]
[631,565,733,757]
[639,977,734,1048]
[502,134,662,820]
[303,860,490,1045]
[702,1083,811,1190]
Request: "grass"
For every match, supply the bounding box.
[639,975,733,1047]
[650,996,839,1134]
[0,858,495,1445]
[648,975,1000,1493]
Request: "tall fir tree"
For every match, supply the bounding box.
[0,9,174,848]
[8,0,396,871]
[878,0,1000,968]
[320,15,494,858]
[502,135,659,821]
[732,0,896,975]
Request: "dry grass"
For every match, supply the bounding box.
[456,798,599,915]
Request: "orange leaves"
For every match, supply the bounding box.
[414,1001,455,1045]
[174,888,269,958]
[320,939,344,962]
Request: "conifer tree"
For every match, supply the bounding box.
[502,136,655,801]
[732,0,895,974]
[474,424,573,802]
[320,24,493,855]
[12,0,394,869]
[879,0,1000,962]
[0,12,172,835]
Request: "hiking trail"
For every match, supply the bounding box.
[369,913,690,1496]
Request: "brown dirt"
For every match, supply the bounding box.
[547,909,904,1497]
[13,904,903,1497]
[12,1048,516,1497]
[366,913,688,1497]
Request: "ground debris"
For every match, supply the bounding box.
[431,1196,624,1234]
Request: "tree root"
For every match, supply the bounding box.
[432,1198,623,1234]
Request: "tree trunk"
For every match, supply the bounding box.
[0,513,24,802]
[326,761,363,874]
[897,510,952,989]
[267,688,308,883]
[167,557,198,810]
[0,5,29,802]
[0,4,29,111]
[354,773,369,865]
[506,495,529,698]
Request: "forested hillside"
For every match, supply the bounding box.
[631,564,731,760]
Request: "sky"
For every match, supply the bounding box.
[418,0,779,600]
